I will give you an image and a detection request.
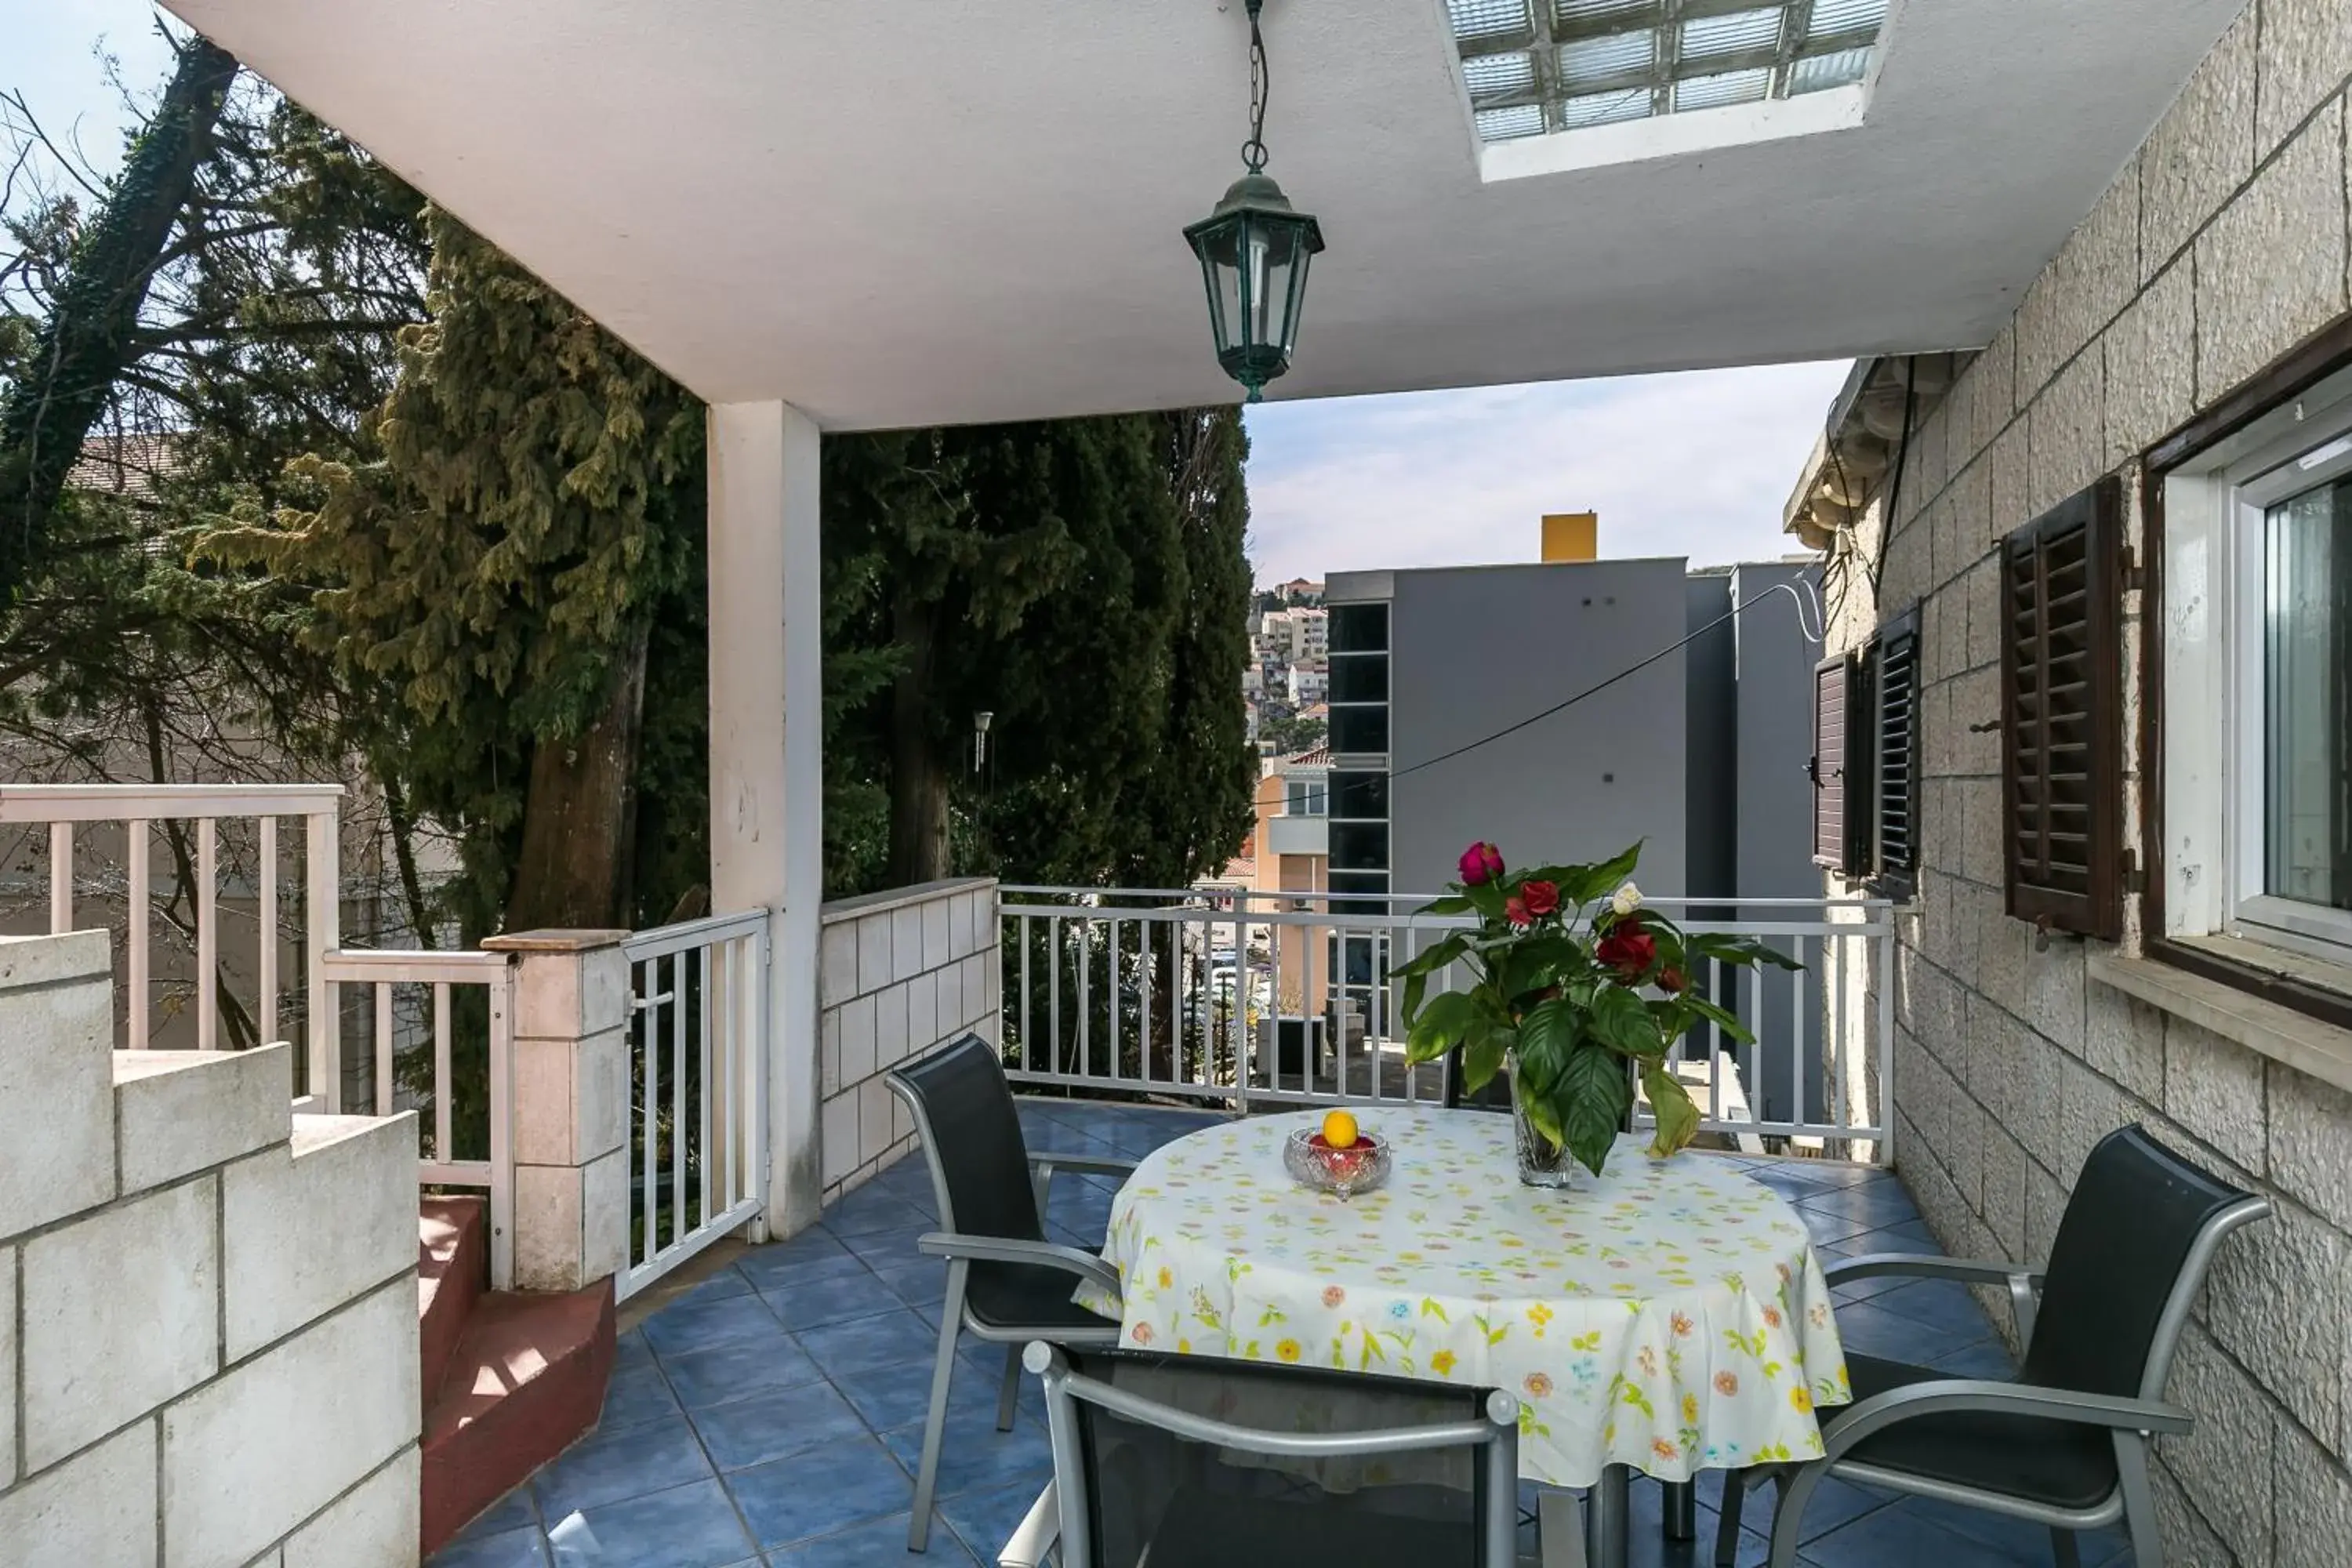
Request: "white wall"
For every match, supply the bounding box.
[816,879,1000,1201]
[0,931,419,1568]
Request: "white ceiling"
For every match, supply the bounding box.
[163,0,2239,430]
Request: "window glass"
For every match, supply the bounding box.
[1330,821,1389,872]
[1327,654,1389,703]
[1327,603,1390,654]
[1330,706,1389,755]
[1329,771,1388,821]
[1285,779,1327,816]
[2263,474,2352,912]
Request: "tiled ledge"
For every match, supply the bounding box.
[818,877,996,926]
[2089,950,2352,1097]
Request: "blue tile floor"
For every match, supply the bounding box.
[431,1099,2125,1568]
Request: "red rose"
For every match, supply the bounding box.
[1458,841,1504,886]
[1519,880,1560,918]
[1596,928,1657,978]
[1504,895,1533,927]
[1658,965,1687,994]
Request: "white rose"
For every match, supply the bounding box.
[1610,881,1642,919]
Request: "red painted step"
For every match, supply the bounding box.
[419,1196,488,1409]
[416,1203,616,1557]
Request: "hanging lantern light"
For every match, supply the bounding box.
[1185,0,1324,403]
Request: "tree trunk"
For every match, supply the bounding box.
[504,626,651,931]
[0,36,239,606]
[888,592,952,884]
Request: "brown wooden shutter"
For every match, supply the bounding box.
[1875,608,1922,884]
[2002,477,2123,938]
[1812,655,1853,871]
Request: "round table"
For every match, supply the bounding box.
[1078,1105,1849,1512]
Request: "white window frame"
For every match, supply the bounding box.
[2163,366,2352,963]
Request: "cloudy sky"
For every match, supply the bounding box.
[11,2,1851,584]
[1241,361,1849,585]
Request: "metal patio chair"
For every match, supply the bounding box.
[1027,1340,1521,1566]
[886,1034,1132,1552]
[1716,1123,2270,1568]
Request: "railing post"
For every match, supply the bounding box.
[481,929,631,1293]
[304,808,341,1109]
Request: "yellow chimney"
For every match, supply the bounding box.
[1541,511,1598,562]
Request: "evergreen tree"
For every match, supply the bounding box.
[826,408,1257,891]
[207,205,703,937]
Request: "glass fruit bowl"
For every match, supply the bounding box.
[1283,1127,1392,1198]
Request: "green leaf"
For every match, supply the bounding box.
[1420,895,1475,916]
[1556,1044,1634,1175]
[1560,842,1643,909]
[1642,1064,1700,1157]
[1682,991,1755,1045]
[1515,996,1577,1082]
[1392,931,1472,982]
[1403,988,1477,1063]
[1463,1029,1509,1095]
[1588,983,1664,1058]
[1690,932,1805,972]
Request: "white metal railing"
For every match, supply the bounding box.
[319,946,514,1288]
[997,885,1896,1162]
[618,909,770,1301]
[0,783,343,1097]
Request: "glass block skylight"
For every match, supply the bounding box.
[1446,0,1889,144]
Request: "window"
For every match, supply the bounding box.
[2168,397,2352,957]
[1810,654,1852,870]
[1446,0,1889,145]
[1285,779,1328,817]
[2251,461,2352,925]
[2151,322,2352,1020]
[2000,479,2125,940]
[1811,605,1920,888]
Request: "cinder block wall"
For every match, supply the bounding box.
[816,878,1000,1203]
[0,931,420,1567]
[1822,2,2352,1559]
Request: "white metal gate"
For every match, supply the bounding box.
[617,910,770,1301]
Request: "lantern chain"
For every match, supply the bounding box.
[1243,0,1271,174]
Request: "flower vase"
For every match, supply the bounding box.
[1508,1056,1584,1189]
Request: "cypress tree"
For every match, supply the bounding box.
[212,205,702,936]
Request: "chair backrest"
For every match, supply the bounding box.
[1033,1343,1518,1568]
[885,1034,1042,1244]
[2022,1123,2270,1399]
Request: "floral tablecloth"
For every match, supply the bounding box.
[1076,1105,1850,1487]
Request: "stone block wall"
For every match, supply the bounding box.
[0,931,420,1567]
[816,878,1000,1202]
[1817,4,2352,1559]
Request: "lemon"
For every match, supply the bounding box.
[1321,1109,1359,1149]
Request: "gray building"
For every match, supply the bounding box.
[1323,554,1825,1120]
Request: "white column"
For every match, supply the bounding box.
[707,400,824,1235]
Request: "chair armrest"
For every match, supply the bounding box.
[1824,1254,2045,1346]
[917,1231,1124,1298]
[1823,1378,2193,1460]
[1028,1152,1138,1181]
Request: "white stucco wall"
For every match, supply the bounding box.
[0,931,420,1568]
